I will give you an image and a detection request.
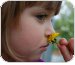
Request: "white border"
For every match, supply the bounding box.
[0,2,1,56]
[0,0,75,65]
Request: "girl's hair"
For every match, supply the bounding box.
[1,1,62,62]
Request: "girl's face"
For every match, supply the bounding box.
[8,6,55,61]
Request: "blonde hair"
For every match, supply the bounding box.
[1,1,62,61]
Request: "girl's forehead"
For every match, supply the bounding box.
[24,2,57,12]
[29,1,61,15]
[32,2,58,10]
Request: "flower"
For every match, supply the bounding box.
[47,33,60,44]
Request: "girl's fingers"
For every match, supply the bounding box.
[57,44,73,62]
[67,38,74,55]
[59,38,68,45]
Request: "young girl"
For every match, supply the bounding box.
[1,1,74,62]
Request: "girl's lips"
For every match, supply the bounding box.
[40,47,47,51]
[40,44,49,51]
[40,44,49,48]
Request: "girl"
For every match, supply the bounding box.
[1,1,74,62]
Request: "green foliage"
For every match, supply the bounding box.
[52,1,74,50]
[54,1,74,40]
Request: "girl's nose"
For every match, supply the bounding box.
[45,22,55,36]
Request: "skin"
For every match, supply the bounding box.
[7,6,74,62]
[57,38,74,62]
[7,6,55,61]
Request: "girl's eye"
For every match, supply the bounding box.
[35,14,48,21]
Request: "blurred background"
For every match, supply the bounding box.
[41,0,74,62]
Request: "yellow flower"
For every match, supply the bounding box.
[47,33,60,44]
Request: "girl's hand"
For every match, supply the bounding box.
[57,38,74,62]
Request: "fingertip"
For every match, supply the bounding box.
[68,38,74,44]
[59,38,68,45]
[67,38,74,55]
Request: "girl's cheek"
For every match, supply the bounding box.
[9,27,43,56]
[8,15,45,55]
